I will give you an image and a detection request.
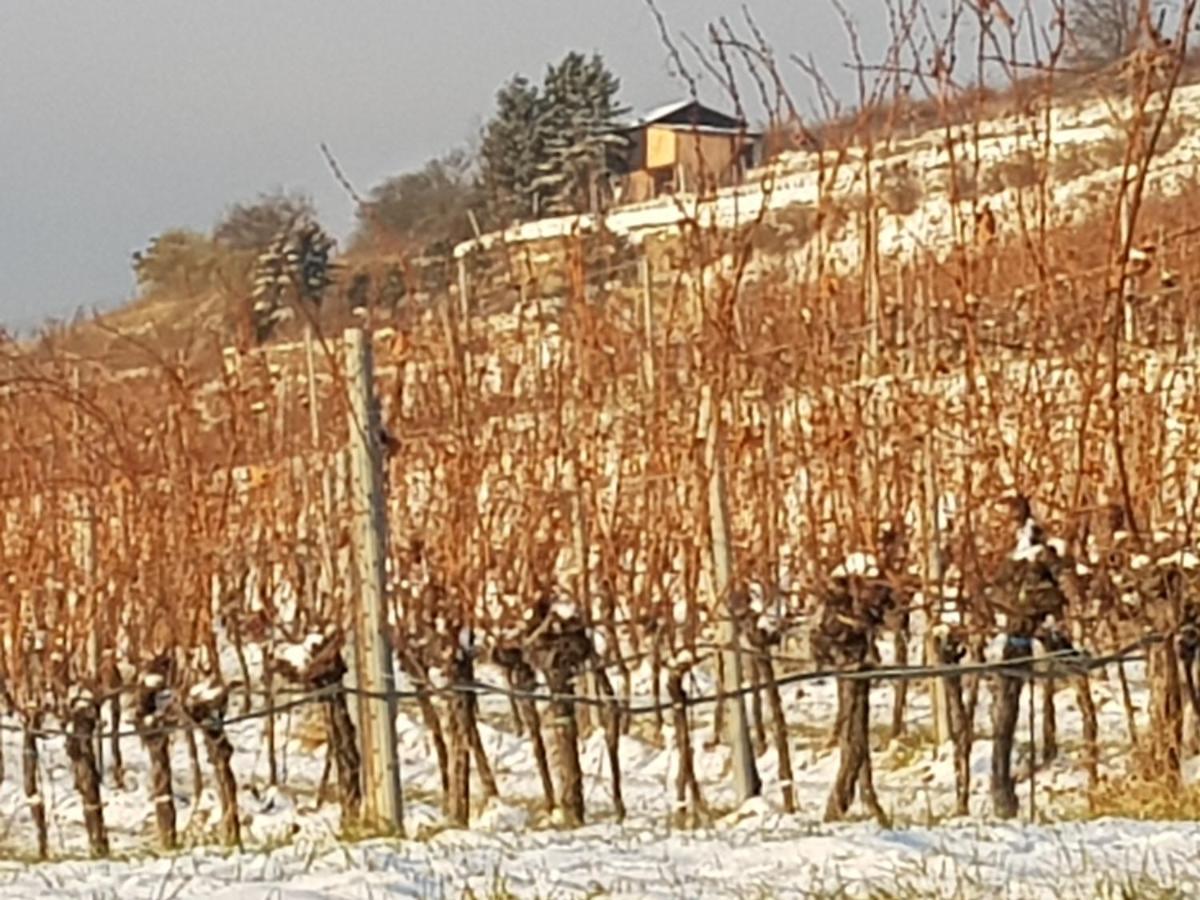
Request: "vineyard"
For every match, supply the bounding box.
[6,6,1200,898]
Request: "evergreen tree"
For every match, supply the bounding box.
[249,218,339,344]
[534,52,629,216]
[479,53,629,221]
[479,76,549,223]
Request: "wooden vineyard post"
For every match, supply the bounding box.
[70,366,104,771]
[332,448,364,742]
[457,254,471,319]
[701,385,762,803]
[344,328,405,835]
[71,493,104,769]
[639,256,656,395]
[924,437,951,746]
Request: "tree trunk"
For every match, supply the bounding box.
[546,666,584,826]
[936,634,972,814]
[1182,649,1200,755]
[1074,673,1099,790]
[945,668,972,816]
[576,673,594,737]
[990,638,1025,820]
[594,667,626,821]
[136,689,177,852]
[466,709,499,802]
[101,659,125,788]
[317,734,334,806]
[964,635,986,728]
[756,655,796,813]
[417,692,450,797]
[1118,660,1140,747]
[185,727,204,803]
[508,691,525,738]
[22,723,48,860]
[1148,640,1184,784]
[399,652,449,794]
[889,628,909,740]
[606,623,630,735]
[511,661,555,814]
[199,720,241,849]
[650,635,664,738]
[825,671,889,826]
[325,691,362,827]
[750,658,768,758]
[229,624,254,715]
[446,659,472,826]
[264,658,279,788]
[1041,677,1058,764]
[65,696,109,858]
[666,668,706,828]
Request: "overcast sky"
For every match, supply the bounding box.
[0,0,922,331]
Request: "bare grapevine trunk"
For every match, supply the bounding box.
[1148,639,1184,785]
[825,670,889,826]
[65,694,109,858]
[1118,660,1140,746]
[750,659,767,757]
[264,652,279,788]
[100,655,125,787]
[509,659,555,814]
[756,654,795,813]
[275,636,362,828]
[1041,677,1058,764]
[22,719,48,860]
[201,720,241,848]
[546,665,584,826]
[594,666,626,821]
[1075,673,1099,789]
[939,639,972,816]
[446,653,472,826]
[466,708,499,802]
[398,651,449,794]
[666,666,706,828]
[990,638,1025,820]
[325,688,362,826]
[186,684,241,849]
[650,633,664,738]
[185,727,205,802]
[135,679,176,851]
[605,622,630,735]
[889,627,909,740]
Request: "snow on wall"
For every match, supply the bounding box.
[454,83,1200,273]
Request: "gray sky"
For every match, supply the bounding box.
[0,1,903,331]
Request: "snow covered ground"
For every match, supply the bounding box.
[3,816,1198,899]
[0,656,1194,898]
[453,81,1200,285]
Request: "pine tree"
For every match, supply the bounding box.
[479,53,629,222]
[479,76,550,223]
[534,53,630,216]
[249,219,339,344]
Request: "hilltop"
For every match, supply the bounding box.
[32,69,1200,380]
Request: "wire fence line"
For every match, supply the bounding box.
[0,633,1160,744]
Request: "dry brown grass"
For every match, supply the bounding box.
[1086,775,1200,821]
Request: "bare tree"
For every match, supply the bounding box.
[1070,0,1170,65]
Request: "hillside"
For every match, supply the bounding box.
[36,75,1200,378]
